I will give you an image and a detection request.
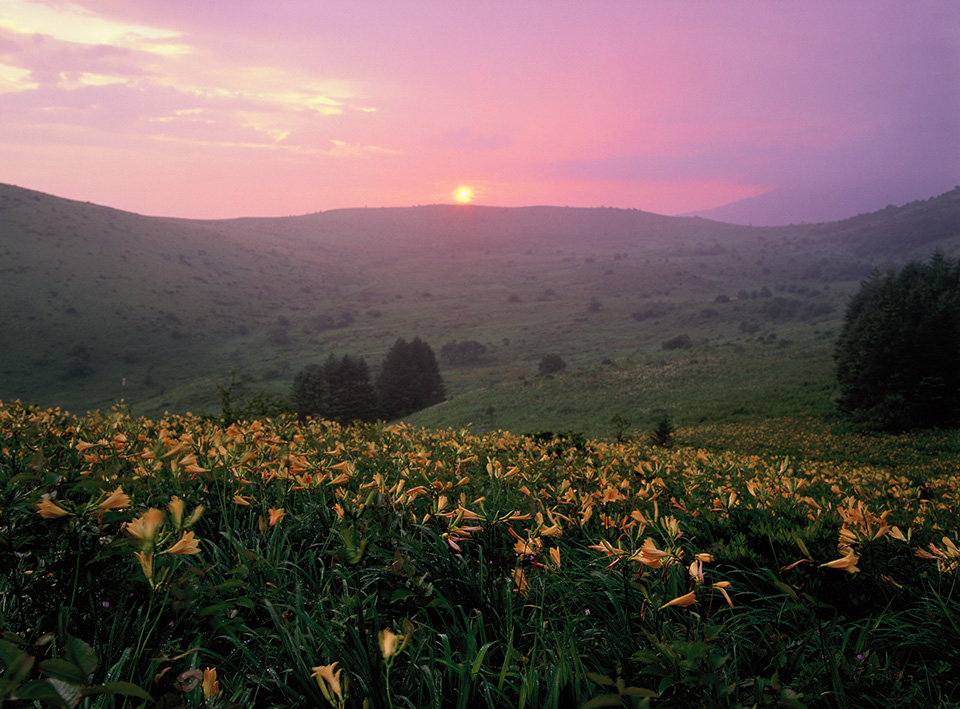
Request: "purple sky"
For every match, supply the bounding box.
[1,1,957,218]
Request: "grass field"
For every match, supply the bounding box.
[3,399,959,707]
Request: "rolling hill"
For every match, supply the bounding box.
[2,182,959,423]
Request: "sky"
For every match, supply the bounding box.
[0,0,958,219]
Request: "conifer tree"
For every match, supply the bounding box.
[835,252,960,430]
[376,337,445,420]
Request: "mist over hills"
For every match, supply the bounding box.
[688,177,960,226]
[2,182,959,420]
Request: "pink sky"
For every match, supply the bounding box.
[1,1,957,219]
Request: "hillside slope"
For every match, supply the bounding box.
[2,183,958,418]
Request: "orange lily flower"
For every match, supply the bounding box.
[821,551,860,573]
[125,508,165,547]
[161,530,200,555]
[312,662,344,705]
[713,581,734,607]
[268,507,286,527]
[202,667,219,699]
[36,497,70,519]
[629,537,669,568]
[661,590,697,609]
[512,568,528,595]
[135,551,154,584]
[379,629,402,661]
[168,496,184,527]
[549,547,561,569]
[98,486,130,511]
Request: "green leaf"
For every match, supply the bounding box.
[582,694,627,708]
[49,677,84,707]
[586,672,617,687]
[0,639,28,670]
[67,636,101,679]
[14,679,72,708]
[0,651,35,699]
[85,681,154,701]
[471,641,495,680]
[39,658,88,685]
[622,686,660,698]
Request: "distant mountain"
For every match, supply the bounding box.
[687,178,960,226]
[1,182,958,416]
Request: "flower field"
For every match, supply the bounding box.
[2,399,958,708]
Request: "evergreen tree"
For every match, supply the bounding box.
[835,252,960,430]
[291,355,379,424]
[323,354,379,424]
[291,364,325,421]
[376,337,445,420]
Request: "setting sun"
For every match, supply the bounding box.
[453,186,473,203]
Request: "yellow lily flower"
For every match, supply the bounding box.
[312,662,344,705]
[134,551,154,584]
[549,546,561,569]
[629,537,669,568]
[379,629,399,660]
[98,486,130,511]
[36,497,70,519]
[125,508,165,548]
[713,580,734,608]
[202,667,219,699]
[161,530,200,555]
[661,590,697,609]
[168,496,184,528]
[821,551,860,573]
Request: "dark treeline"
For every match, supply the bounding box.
[291,336,445,424]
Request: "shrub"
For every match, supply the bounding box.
[537,354,566,375]
[661,334,693,350]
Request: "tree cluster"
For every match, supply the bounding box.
[291,337,445,424]
[835,252,960,430]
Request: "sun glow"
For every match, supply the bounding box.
[453,185,473,203]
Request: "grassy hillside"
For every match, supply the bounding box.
[2,183,959,420]
[406,330,839,439]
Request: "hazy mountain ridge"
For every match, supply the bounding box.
[2,183,958,417]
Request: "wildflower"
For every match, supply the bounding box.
[821,551,860,574]
[179,454,208,475]
[135,551,154,584]
[268,507,286,527]
[661,590,697,609]
[185,504,205,527]
[379,629,399,661]
[202,667,219,699]
[512,568,528,595]
[713,580,734,608]
[125,508,165,548]
[549,546,561,569]
[780,558,811,572]
[98,486,130,511]
[312,662,344,706]
[629,537,669,568]
[169,496,184,527]
[233,495,252,506]
[161,530,201,555]
[36,497,71,519]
